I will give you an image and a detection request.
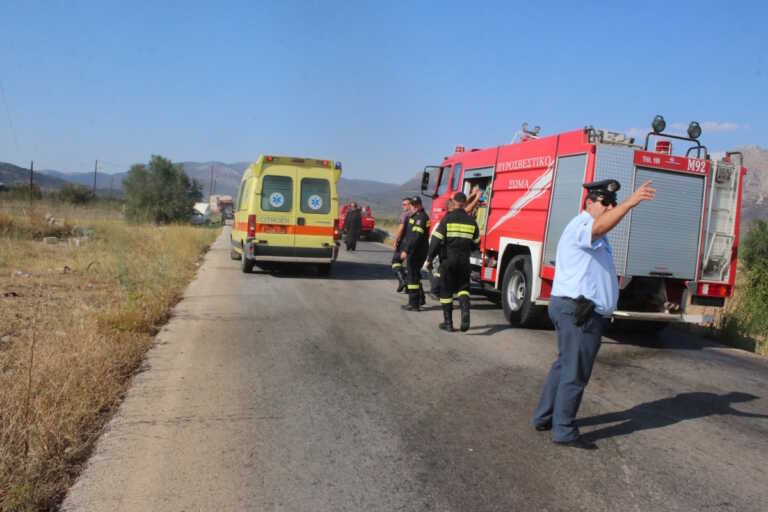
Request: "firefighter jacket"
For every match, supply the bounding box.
[401,208,430,255]
[427,208,480,263]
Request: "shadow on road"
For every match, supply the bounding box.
[604,326,719,351]
[580,391,768,442]
[262,260,394,281]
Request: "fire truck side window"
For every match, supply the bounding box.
[450,163,462,191]
[437,166,451,196]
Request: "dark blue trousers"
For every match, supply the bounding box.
[532,296,605,442]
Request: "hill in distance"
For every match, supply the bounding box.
[9,145,767,222]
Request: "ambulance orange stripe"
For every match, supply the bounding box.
[233,222,334,236]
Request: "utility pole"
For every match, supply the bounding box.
[109,176,114,200]
[29,160,34,195]
[209,164,214,199]
[92,160,98,196]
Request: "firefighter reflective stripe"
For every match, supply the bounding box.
[473,237,481,244]
[433,272,441,277]
[446,222,476,239]
[392,263,402,269]
[456,290,470,297]
[447,231,474,239]
[409,218,415,224]
[447,223,475,233]
[440,298,453,304]
[432,231,445,240]
[407,284,420,290]
[412,225,425,233]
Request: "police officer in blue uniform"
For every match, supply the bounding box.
[531,178,655,449]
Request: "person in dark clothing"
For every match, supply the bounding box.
[343,202,362,251]
[429,198,452,299]
[391,197,412,292]
[427,192,480,332]
[400,196,430,311]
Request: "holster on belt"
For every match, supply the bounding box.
[573,296,596,326]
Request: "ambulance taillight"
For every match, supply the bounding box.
[247,215,256,237]
[333,219,341,241]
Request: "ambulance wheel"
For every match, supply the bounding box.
[241,249,255,273]
[230,240,241,260]
[318,264,332,276]
[501,254,540,327]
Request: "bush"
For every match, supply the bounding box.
[733,221,768,340]
[122,155,203,223]
[0,183,42,200]
[57,183,94,204]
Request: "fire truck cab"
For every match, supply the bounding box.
[421,117,746,327]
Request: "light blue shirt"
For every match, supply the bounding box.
[551,211,619,316]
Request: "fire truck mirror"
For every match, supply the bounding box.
[422,166,440,197]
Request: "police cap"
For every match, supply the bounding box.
[583,179,620,203]
[411,195,422,205]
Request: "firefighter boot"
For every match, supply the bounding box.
[401,289,420,311]
[396,268,407,293]
[439,302,454,332]
[459,296,471,332]
[419,286,426,306]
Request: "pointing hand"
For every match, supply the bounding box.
[628,180,656,207]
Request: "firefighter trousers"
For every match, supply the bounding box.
[406,250,427,307]
[391,243,406,285]
[438,258,471,303]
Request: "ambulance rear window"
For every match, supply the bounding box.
[300,178,331,214]
[261,176,293,212]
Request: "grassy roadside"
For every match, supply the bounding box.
[0,200,218,511]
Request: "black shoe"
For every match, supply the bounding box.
[401,304,420,312]
[534,423,552,432]
[553,437,597,450]
[419,295,426,306]
[439,322,454,332]
[396,282,406,293]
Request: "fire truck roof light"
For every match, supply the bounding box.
[455,145,465,153]
[688,121,702,140]
[652,115,666,134]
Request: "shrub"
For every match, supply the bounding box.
[122,155,203,223]
[733,221,768,340]
[57,183,95,204]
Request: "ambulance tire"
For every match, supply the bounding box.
[230,240,241,260]
[501,254,542,328]
[241,245,255,273]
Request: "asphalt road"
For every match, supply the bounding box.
[63,228,768,511]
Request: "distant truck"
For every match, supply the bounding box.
[339,204,375,239]
[209,194,234,219]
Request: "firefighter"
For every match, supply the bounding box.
[400,196,429,311]
[426,192,480,332]
[391,197,412,292]
[343,202,362,251]
[531,179,655,449]
[429,198,452,299]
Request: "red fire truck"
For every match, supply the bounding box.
[420,117,746,327]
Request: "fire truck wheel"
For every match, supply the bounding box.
[501,254,540,327]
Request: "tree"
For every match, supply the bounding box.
[122,155,203,223]
[741,220,768,272]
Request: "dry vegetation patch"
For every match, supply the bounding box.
[0,202,217,511]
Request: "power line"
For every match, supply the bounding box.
[0,78,20,153]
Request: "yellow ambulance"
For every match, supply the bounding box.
[231,155,342,274]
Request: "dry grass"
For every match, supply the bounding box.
[0,201,217,511]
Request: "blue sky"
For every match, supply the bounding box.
[0,1,765,183]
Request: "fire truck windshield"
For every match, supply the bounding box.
[436,166,450,196]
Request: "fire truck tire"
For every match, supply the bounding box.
[501,254,541,327]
